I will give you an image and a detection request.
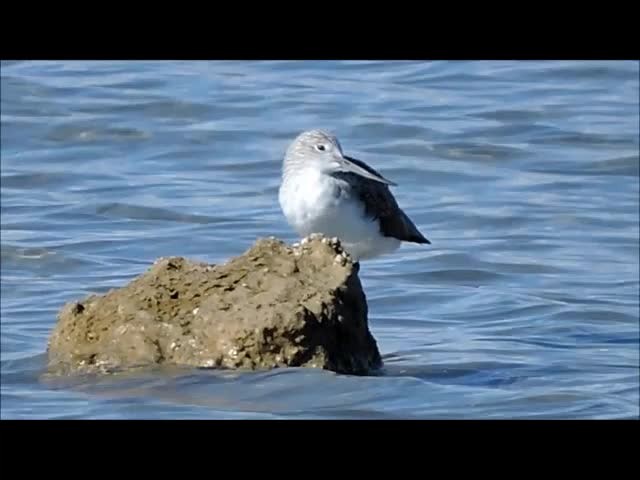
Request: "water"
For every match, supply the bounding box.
[1,60,638,419]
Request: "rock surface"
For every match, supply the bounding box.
[46,235,382,376]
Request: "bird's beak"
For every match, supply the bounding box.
[333,154,397,186]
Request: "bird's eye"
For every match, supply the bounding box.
[316,144,326,151]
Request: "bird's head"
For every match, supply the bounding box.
[284,129,395,185]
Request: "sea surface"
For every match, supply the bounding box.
[1,60,638,419]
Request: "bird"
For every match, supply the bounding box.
[278,129,430,263]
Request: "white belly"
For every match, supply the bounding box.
[279,170,400,261]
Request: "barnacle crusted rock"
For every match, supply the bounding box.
[47,235,382,376]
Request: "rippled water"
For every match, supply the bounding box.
[1,60,638,419]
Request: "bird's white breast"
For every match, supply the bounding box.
[278,168,400,261]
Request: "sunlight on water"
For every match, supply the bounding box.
[1,60,638,419]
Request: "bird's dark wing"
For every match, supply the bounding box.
[335,156,430,245]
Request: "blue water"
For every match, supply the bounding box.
[1,60,638,419]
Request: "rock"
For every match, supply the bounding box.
[46,236,382,376]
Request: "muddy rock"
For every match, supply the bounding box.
[46,235,382,376]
